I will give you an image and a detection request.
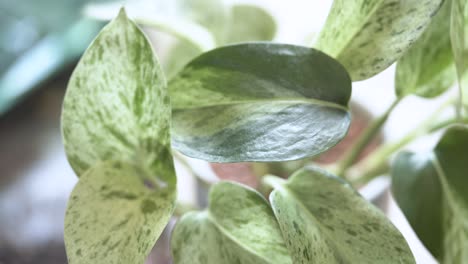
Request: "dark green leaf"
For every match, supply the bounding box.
[267,167,415,263]
[171,181,292,264]
[315,0,443,81]
[392,125,468,263]
[396,0,456,98]
[170,43,351,162]
[65,160,176,264]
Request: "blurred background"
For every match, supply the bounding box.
[0,0,455,263]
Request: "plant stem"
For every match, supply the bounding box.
[347,99,460,186]
[335,98,402,177]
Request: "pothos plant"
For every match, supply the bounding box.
[60,0,468,263]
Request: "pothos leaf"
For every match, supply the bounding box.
[266,167,415,263]
[315,0,443,81]
[65,160,176,264]
[392,126,468,263]
[62,9,177,263]
[61,9,173,180]
[451,0,468,108]
[169,43,351,162]
[171,181,292,264]
[396,0,456,98]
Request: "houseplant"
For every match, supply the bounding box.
[60,0,468,263]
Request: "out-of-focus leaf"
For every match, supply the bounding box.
[315,0,443,81]
[267,166,415,263]
[65,160,176,264]
[451,0,468,108]
[396,0,456,98]
[162,4,277,79]
[0,19,103,115]
[169,43,351,163]
[84,0,230,50]
[392,126,468,263]
[224,4,276,44]
[171,181,292,264]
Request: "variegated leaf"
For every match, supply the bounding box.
[62,10,176,263]
[315,0,443,81]
[396,0,456,98]
[392,126,468,263]
[171,181,292,264]
[170,43,351,162]
[65,160,176,264]
[267,167,415,263]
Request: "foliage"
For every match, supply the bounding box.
[60,1,468,263]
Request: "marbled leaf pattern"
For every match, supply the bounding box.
[62,9,176,263]
[65,161,176,264]
[268,167,415,264]
[392,126,468,263]
[171,182,292,264]
[396,0,456,98]
[315,0,443,81]
[170,43,351,162]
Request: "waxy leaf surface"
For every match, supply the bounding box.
[396,0,456,98]
[268,167,415,263]
[171,181,292,264]
[315,0,443,80]
[170,43,351,162]
[392,126,468,263]
[65,161,176,264]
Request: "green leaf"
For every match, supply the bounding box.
[65,160,176,264]
[267,167,415,263]
[171,181,292,264]
[170,43,351,162]
[315,0,443,81]
[395,0,456,98]
[392,126,468,263]
[451,0,468,108]
[224,4,276,44]
[61,9,173,180]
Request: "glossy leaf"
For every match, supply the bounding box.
[267,166,415,263]
[65,160,176,264]
[61,9,173,179]
[315,0,443,81]
[224,4,276,44]
[170,43,351,162]
[451,0,468,107]
[396,0,456,98]
[392,126,468,263]
[171,181,292,264]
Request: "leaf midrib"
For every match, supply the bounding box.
[173,97,348,111]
